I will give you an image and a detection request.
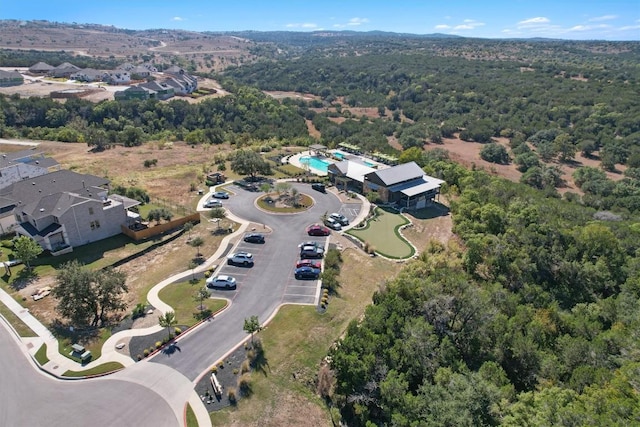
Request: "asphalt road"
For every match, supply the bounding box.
[0,325,178,427]
[152,183,348,380]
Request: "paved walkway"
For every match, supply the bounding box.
[0,179,369,427]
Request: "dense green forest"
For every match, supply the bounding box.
[329,153,640,426]
[0,84,309,147]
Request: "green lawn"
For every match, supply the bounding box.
[34,343,49,365]
[186,404,198,427]
[158,279,227,326]
[0,299,37,337]
[58,326,111,363]
[347,207,414,258]
[62,361,124,377]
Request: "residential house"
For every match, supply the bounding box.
[70,68,105,82]
[28,62,54,74]
[162,66,197,94]
[104,70,131,85]
[0,70,23,87]
[138,81,175,100]
[2,170,139,254]
[114,86,149,101]
[130,65,151,78]
[0,150,60,190]
[49,62,81,78]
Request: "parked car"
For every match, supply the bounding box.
[227,251,254,266]
[204,198,223,208]
[311,183,326,193]
[206,275,237,289]
[294,266,321,280]
[300,245,325,259]
[307,224,330,236]
[330,212,349,226]
[298,241,323,249]
[296,259,322,269]
[324,217,342,231]
[243,233,265,244]
[212,191,230,199]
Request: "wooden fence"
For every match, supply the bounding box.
[121,212,201,241]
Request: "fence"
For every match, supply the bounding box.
[121,212,201,241]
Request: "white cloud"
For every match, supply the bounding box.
[286,22,319,29]
[434,24,451,30]
[172,16,185,22]
[518,17,550,26]
[454,19,485,30]
[588,15,617,22]
[347,17,369,26]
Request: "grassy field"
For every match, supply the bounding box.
[347,207,414,258]
[210,248,403,426]
[157,279,227,326]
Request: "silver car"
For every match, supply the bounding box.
[227,251,254,266]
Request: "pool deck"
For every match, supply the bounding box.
[288,150,386,177]
[288,151,330,176]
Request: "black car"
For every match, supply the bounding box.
[243,233,265,244]
[294,266,321,280]
[311,183,326,193]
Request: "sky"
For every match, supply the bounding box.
[2,0,639,41]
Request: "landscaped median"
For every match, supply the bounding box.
[346,206,415,259]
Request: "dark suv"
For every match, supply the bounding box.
[311,183,326,193]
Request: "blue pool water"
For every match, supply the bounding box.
[364,161,376,167]
[334,152,346,160]
[300,156,331,173]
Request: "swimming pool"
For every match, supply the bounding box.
[334,152,346,160]
[300,156,331,173]
[364,161,376,167]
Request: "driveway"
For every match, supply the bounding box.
[152,183,354,380]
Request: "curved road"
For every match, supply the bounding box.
[151,183,345,380]
[0,324,177,427]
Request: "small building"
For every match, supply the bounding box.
[363,161,444,209]
[0,70,23,87]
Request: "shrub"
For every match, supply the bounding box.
[149,346,155,353]
[480,143,510,164]
[143,349,150,357]
[155,341,162,349]
[233,368,239,375]
[241,360,250,374]
[211,366,217,374]
[227,387,237,404]
[174,327,182,335]
[238,374,251,395]
[132,303,146,319]
[137,354,142,361]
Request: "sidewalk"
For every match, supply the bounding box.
[0,180,362,427]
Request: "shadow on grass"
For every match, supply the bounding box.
[9,269,38,290]
[248,339,270,376]
[403,203,450,220]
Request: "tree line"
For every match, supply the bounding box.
[328,156,640,425]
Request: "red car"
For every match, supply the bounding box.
[296,259,322,269]
[307,224,330,236]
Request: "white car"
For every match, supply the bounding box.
[227,251,254,266]
[206,275,237,289]
[204,198,223,208]
[324,217,342,231]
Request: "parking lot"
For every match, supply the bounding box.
[209,235,328,305]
